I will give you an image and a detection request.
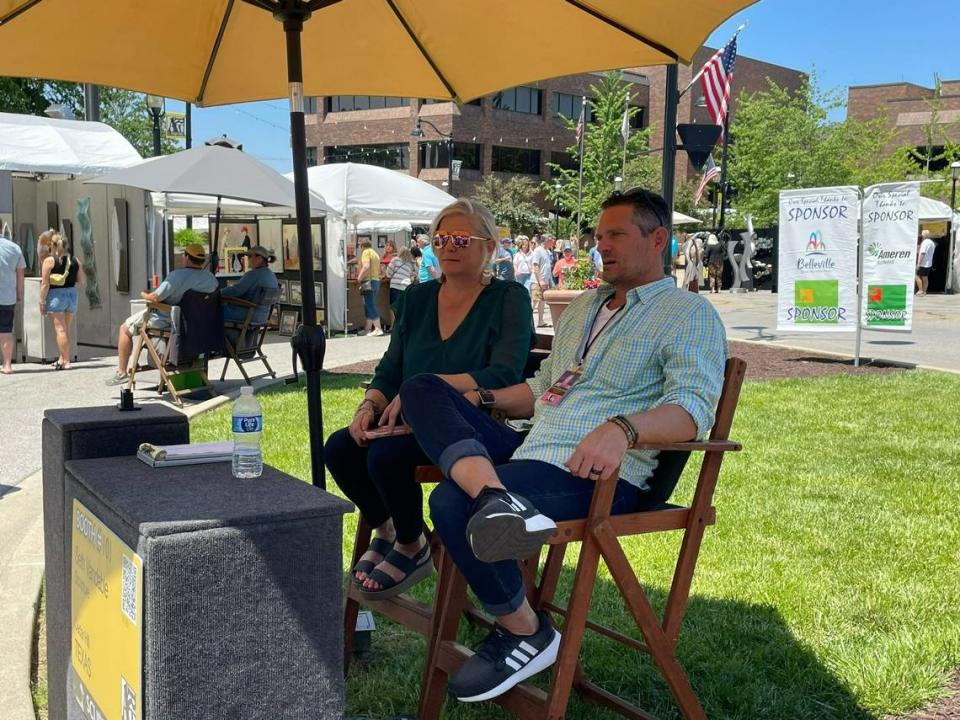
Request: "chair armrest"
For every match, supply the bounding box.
[632,440,742,452]
[222,296,255,308]
[145,301,172,313]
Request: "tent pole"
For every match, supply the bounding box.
[278,2,326,489]
[212,194,222,272]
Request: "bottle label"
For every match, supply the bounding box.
[233,415,263,433]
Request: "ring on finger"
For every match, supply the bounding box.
[589,467,602,476]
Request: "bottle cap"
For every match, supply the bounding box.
[240,386,253,396]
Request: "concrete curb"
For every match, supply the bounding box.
[0,472,45,720]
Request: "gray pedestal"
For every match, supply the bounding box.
[43,406,190,720]
[63,456,352,720]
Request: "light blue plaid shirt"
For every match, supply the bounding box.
[513,277,727,488]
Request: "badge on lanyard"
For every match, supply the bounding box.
[539,364,583,406]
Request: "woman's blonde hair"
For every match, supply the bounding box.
[428,199,498,283]
[39,229,64,256]
[397,247,414,264]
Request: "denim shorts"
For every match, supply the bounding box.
[362,279,380,319]
[46,287,78,314]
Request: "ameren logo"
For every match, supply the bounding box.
[796,230,835,271]
[867,241,912,263]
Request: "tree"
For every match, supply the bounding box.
[544,72,655,232]
[471,174,547,236]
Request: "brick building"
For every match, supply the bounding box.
[847,80,960,167]
[302,47,804,206]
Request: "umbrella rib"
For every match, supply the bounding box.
[383,0,457,101]
[0,0,43,26]
[241,0,280,12]
[564,0,678,62]
[197,0,238,105]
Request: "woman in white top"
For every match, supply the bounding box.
[384,246,418,328]
[512,235,533,290]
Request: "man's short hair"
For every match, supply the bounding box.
[601,187,669,236]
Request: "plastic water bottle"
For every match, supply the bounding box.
[232,386,263,478]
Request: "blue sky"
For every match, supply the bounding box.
[168,0,958,173]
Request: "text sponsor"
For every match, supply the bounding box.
[789,279,846,324]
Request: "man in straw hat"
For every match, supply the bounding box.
[105,243,218,386]
[221,245,280,323]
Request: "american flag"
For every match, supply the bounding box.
[699,36,738,127]
[695,155,721,204]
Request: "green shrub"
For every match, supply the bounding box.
[173,228,207,248]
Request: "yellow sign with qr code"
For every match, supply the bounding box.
[71,500,142,720]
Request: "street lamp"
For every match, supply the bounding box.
[553,180,561,238]
[145,94,164,157]
[412,118,454,195]
[947,160,960,293]
[614,175,623,191]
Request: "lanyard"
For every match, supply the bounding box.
[576,299,624,365]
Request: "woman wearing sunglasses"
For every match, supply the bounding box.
[325,199,533,599]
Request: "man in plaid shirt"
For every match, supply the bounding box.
[399,188,727,703]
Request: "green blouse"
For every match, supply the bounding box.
[368,279,534,400]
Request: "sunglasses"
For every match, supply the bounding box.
[432,232,487,249]
[604,186,669,230]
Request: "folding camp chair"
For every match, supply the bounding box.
[413,357,747,720]
[220,286,281,384]
[128,289,224,407]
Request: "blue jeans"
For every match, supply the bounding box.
[400,374,643,615]
[362,279,380,320]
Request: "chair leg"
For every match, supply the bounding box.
[128,333,146,388]
[419,548,468,720]
[535,544,567,609]
[219,356,230,382]
[260,353,276,379]
[343,518,372,672]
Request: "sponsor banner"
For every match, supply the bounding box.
[861,182,919,330]
[71,500,142,720]
[777,187,859,331]
[164,111,186,139]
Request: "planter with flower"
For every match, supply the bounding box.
[543,252,601,323]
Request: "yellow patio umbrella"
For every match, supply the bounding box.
[0,0,757,488]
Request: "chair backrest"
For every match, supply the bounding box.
[178,289,224,361]
[251,286,282,325]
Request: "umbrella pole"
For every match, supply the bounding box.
[212,195,222,273]
[279,4,327,489]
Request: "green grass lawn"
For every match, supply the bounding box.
[191,370,960,720]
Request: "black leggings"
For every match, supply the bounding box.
[324,427,430,544]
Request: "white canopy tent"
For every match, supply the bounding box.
[288,163,454,331]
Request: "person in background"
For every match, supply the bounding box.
[221,246,279,323]
[105,243,217,386]
[0,230,26,375]
[552,245,578,289]
[357,239,384,336]
[704,234,724,293]
[493,238,516,281]
[417,233,441,282]
[325,198,532,600]
[382,239,398,266]
[513,235,533,290]
[587,234,603,275]
[916,229,936,296]
[39,231,85,370]
[530,235,556,327]
[384,246,418,328]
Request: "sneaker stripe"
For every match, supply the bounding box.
[504,657,522,671]
[518,640,538,655]
[510,648,530,663]
[506,494,526,511]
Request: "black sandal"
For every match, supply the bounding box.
[350,537,394,587]
[357,543,433,600]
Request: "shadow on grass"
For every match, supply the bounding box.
[346,565,873,720]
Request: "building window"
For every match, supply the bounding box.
[325,96,409,112]
[324,143,409,170]
[491,86,542,115]
[550,151,577,175]
[422,98,482,107]
[552,92,597,122]
[303,96,317,114]
[306,146,318,167]
[630,106,645,129]
[492,145,541,175]
[418,142,483,171]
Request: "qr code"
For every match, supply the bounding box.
[121,555,137,624]
[121,676,137,720]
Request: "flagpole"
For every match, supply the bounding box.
[716,108,732,230]
[621,90,630,179]
[679,22,748,99]
[576,96,585,234]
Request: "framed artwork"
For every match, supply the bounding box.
[210,217,257,275]
[314,282,325,309]
[311,221,323,263]
[112,198,130,292]
[279,310,298,336]
[315,308,325,325]
[267,305,279,329]
[258,218,284,273]
[289,280,302,305]
[357,234,372,248]
[377,234,387,249]
[281,222,300,270]
[277,279,290,304]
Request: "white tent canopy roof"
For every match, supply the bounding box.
[917,196,954,222]
[0,111,142,176]
[289,163,453,224]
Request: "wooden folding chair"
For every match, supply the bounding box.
[220,286,281,384]
[128,289,224,407]
[417,357,747,720]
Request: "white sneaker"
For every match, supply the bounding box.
[369,329,385,336]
